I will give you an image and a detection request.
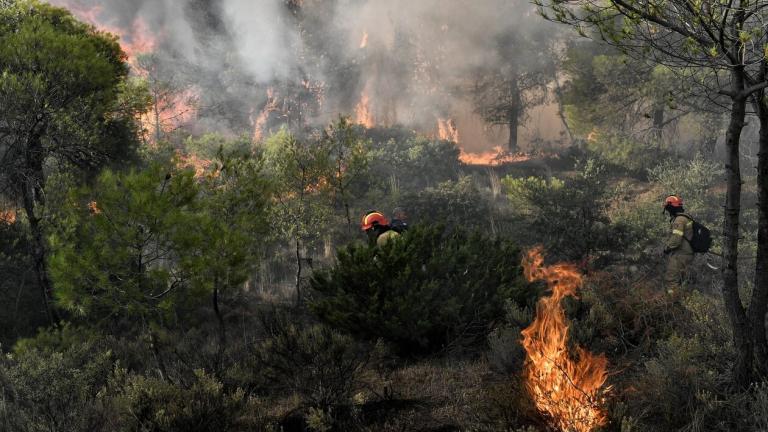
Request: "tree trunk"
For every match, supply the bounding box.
[553,74,575,146]
[750,92,768,374]
[722,71,752,387]
[507,107,519,153]
[20,137,58,325]
[212,284,227,372]
[295,238,302,306]
[652,103,664,143]
[22,185,56,325]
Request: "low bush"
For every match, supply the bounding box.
[310,225,533,355]
[0,339,117,432]
[250,313,373,411]
[117,369,262,432]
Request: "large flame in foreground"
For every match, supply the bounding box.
[521,248,609,432]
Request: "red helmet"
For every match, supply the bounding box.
[663,195,684,208]
[361,211,388,231]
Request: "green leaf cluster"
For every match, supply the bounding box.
[310,225,532,355]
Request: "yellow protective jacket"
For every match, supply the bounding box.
[666,214,694,255]
[376,229,400,247]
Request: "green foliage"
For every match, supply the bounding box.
[251,313,372,411]
[646,153,724,216]
[0,222,47,347]
[503,158,630,262]
[310,225,532,355]
[585,132,669,175]
[368,136,460,195]
[263,128,333,246]
[487,301,533,375]
[0,0,143,188]
[49,157,271,326]
[0,338,117,432]
[118,369,260,432]
[184,133,252,159]
[399,176,494,231]
[49,163,202,322]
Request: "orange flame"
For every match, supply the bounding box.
[57,3,156,71]
[176,151,213,179]
[251,88,279,143]
[140,87,199,142]
[437,118,459,143]
[359,31,369,49]
[586,128,599,143]
[87,201,102,215]
[458,146,533,166]
[354,91,374,128]
[0,209,17,224]
[520,247,609,432]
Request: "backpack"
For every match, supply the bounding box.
[681,215,712,253]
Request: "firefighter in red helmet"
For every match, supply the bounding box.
[361,210,400,247]
[662,195,694,297]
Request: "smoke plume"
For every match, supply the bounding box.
[46,0,565,151]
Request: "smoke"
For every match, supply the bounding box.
[45,0,565,151]
[221,0,298,83]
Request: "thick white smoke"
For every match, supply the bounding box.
[221,0,299,83]
[45,0,566,151]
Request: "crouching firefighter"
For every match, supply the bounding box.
[361,210,400,247]
[662,195,695,297]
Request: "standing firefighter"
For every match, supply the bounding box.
[662,195,694,296]
[361,210,400,247]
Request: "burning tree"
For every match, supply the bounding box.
[521,247,609,432]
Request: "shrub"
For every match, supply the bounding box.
[487,301,533,375]
[503,158,631,263]
[0,339,117,432]
[250,313,372,411]
[118,369,261,432]
[585,131,669,176]
[398,176,495,231]
[646,153,724,217]
[310,225,532,355]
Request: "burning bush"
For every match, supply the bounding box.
[310,225,533,355]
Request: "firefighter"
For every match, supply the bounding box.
[662,195,694,297]
[361,210,400,247]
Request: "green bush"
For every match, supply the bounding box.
[250,313,373,413]
[585,132,670,176]
[117,369,261,432]
[487,301,533,375]
[310,225,532,355]
[0,339,117,432]
[646,153,724,217]
[503,158,631,263]
[398,176,494,231]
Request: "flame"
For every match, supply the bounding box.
[437,118,460,143]
[586,128,599,143]
[459,146,533,166]
[359,31,369,49]
[52,2,199,143]
[0,209,17,224]
[251,88,279,143]
[87,201,101,215]
[354,91,374,128]
[140,87,199,142]
[176,151,213,179]
[520,248,609,432]
[54,3,156,71]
